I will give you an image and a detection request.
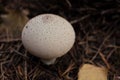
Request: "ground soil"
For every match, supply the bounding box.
[0,0,120,80]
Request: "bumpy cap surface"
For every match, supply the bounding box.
[22,14,75,59]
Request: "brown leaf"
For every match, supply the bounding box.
[0,8,29,39]
[78,64,108,80]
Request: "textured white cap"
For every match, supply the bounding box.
[22,14,75,64]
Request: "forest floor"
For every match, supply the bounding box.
[0,0,120,80]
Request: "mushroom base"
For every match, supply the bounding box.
[41,58,56,65]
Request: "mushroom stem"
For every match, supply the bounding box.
[41,58,56,65]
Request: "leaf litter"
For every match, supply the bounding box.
[0,0,120,80]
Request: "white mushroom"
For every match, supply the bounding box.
[22,14,75,65]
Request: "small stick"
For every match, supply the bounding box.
[107,49,116,60]
[65,0,72,7]
[24,51,27,80]
[99,52,110,69]
[0,38,21,43]
[11,48,28,59]
[91,28,115,61]
[70,15,90,24]
[62,62,75,76]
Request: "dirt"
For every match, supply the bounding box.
[0,0,120,80]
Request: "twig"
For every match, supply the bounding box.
[99,52,110,69]
[11,48,28,59]
[0,60,11,80]
[0,44,4,50]
[0,38,21,43]
[107,49,116,60]
[85,33,89,55]
[70,15,90,24]
[62,62,75,76]
[24,51,27,80]
[6,28,9,42]
[91,28,115,61]
[0,63,5,80]
[65,0,72,7]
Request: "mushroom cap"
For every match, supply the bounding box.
[22,14,75,59]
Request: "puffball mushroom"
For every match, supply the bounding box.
[22,14,75,65]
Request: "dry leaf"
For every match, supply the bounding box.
[78,64,108,80]
[0,8,29,39]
